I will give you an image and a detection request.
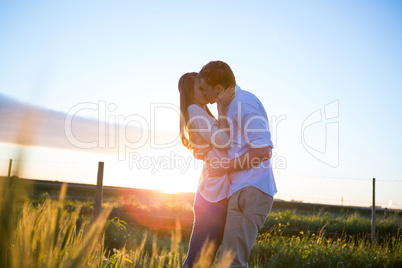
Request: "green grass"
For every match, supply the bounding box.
[250,231,402,267]
[53,195,402,240]
[265,209,401,240]
[1,180,401,267]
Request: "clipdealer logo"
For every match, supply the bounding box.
[301,100,339,167]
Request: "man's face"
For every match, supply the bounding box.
[200,78,219,104]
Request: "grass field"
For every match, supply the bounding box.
[1,178,401,267]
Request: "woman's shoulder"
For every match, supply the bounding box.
[188,104,216,123]
[188,104,202,111]
[188,104,207,116]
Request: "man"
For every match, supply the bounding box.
[196,60,277,267]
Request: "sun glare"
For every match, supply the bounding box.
[163,189,179,194]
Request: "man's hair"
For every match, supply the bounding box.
[199,60,236,89]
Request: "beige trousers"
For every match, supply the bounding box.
[218,186,274,268]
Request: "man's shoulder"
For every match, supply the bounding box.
[240,90,260,103]
[230,87,263,112]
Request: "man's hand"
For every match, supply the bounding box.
[217,87,235,115]
[192,144,212,160]
[206,165,229,177]
[205,157,231,177]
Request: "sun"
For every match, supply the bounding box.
[156,173,195,194]
[163,188,179,194]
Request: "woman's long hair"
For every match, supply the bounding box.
[178,72,215,151]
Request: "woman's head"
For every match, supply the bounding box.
[178,72,209,107]
[178,72,214,150]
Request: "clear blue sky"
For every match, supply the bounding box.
[1,0,401,208]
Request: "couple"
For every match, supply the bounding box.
[178,61,277,268]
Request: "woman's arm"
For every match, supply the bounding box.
[189,88,235,157]
[188,105,231,150]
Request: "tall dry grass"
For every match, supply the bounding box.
[0,181,233,267]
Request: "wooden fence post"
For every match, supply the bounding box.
[371,178,376,246]
[93,162,104,220]
[8,159,12,178]
[8,159,13,186]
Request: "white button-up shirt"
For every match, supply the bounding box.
[226,85,277,198]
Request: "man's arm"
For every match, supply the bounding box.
[208,95,274,176]
[217,87,235,136]
[207,146,272,177]
[192,145,211,160]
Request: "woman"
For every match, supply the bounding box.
[178,72,234,267]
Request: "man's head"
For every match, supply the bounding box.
[199,60,236,104]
